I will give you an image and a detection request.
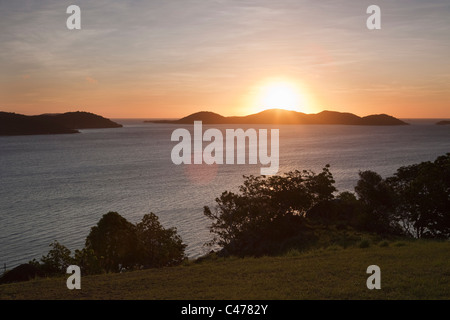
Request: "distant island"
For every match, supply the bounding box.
[436,120,450,125]
[0,111,122,136]
[146,109,409,126]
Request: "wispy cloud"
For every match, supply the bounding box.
[85,76,98,85]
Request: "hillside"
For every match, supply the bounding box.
[40,112,123,129]
[0,240,448,300]
[147,109,409,126]
[0,111,122,136]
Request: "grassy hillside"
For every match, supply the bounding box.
[0,240,449,300]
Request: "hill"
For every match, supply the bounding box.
[0,111,122,136]
[361,114,409,126]
[147,109,408,126]
[0,240,448,300]
[436,120,450,125]
[174,111,228,124]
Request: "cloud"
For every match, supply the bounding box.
[85,76,98,84]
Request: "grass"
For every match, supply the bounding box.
[0,239,449,300]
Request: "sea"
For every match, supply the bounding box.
[0,119,448,269]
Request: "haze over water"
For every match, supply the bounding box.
[0,120,448,268]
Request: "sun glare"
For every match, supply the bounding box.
[254,80,306,113]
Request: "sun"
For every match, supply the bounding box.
[253,80,306,113]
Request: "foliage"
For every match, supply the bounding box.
[38,241,74,275]
[354,170,399,234]
[73,248,103,275]
[307,191,362,228]
[31,212,187,276]
[353,154,450,238]
[387,153,450,238]
[204,166,336,255]
[85,212,139,273]
[136,213,186,268]
[358,239,370,248]
[205,154,450,256]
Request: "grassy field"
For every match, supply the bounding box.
[0,239,449,300]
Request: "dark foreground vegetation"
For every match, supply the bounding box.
[0,213,186,284]
[204,153,450,256]
[0,153,449,286]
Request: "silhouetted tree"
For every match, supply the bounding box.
[387,153,450,238]
[28,212,187,277]
[73,247,103,275]
[355,171,399,234]
[204,166,336,255]
[85,212,139,272]
[38,240,74,275]
[307,191,362,228]
[136,213,186,268]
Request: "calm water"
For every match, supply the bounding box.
[0,120,449,268]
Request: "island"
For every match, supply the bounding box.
[0,111,122,136]
[146,109,409,126]
[436,121,450,125]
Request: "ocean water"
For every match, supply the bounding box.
[0,120,448,269]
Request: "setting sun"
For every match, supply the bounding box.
[254,80,306,113]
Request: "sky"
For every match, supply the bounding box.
[0,0,449,118]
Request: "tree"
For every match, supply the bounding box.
[136,213,186,268]
[84,212,186,272]
[39,240,74,275]
[354,170,398,234]
[387,153,450,238]
[73,247,102,275]
[85,212,139,272]
[204,166,336,255]
[23,211,186,281]
[307,191,362,228]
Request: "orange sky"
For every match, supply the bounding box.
[1,1,449,119]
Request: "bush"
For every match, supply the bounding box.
[393,241,407,247]
[38,241,74,275]
[73,247,103,275]
[359,239,371,248]
[378,240,389,247]
[378,240,389,248]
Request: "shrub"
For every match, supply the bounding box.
[359,239,371,248]
[379,241,389,247]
